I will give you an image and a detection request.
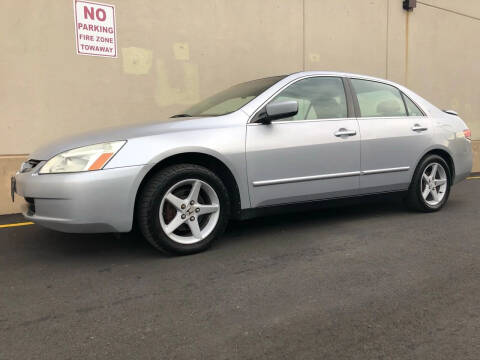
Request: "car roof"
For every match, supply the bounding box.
[288,70,392,82]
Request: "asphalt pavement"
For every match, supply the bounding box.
[1,180,480,359]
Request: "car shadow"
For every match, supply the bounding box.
[6,227,162,260]
[221,196,407,246]
[6,195,409,260]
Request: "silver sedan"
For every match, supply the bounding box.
[12,72,473,254]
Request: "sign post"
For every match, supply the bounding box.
[74,0,117,57]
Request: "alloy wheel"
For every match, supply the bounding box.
[420,162,448,207]
[159,179,220,244]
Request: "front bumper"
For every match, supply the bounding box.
[14,165,152,233]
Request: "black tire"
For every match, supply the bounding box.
[136,164,230,255]
[405,154,451,212]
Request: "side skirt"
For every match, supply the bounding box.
[236,190,408,221]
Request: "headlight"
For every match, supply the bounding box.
[39,141,126,174]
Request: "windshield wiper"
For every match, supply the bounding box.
[170,113,193,118]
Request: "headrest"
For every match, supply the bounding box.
[377,100,401,115]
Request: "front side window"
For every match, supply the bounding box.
[351,79,407,118]
[269,77,348,121]
[179,76,286,117]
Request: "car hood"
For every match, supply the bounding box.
[30,117,218,160]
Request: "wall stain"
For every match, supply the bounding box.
[154,57,200,107]
[173,42,190,61]
[122,47,153,75]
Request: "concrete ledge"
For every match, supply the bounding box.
[0,213,26,225]
[0,156,27,215]
[472,140,480,173]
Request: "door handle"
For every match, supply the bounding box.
[334,128,357,137]
[411,124,428,132]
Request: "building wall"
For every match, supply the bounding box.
[1,0,479,214]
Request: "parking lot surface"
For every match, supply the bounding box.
[1,180,480,359]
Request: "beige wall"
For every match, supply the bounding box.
[407,1,480,138]
[1,0,479,214]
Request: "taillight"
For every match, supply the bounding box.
[463,129,471,140]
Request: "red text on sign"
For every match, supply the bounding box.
[84,6,107,21]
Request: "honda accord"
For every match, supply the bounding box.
[12,72,473,254]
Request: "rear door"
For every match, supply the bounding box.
[349,78,433,193]
[246,76,361,208]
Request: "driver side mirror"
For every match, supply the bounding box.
[257,101,299,124]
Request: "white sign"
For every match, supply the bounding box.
[74,0,117,57]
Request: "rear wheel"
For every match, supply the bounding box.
[406,154,451,212]
[137,164,230,255]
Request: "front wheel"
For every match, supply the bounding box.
[405,154,451,212]
[137,164,230,255]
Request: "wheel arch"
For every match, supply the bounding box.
[134,152,242,221]
[414,147,455,183]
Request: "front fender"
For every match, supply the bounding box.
[104,125,250,209]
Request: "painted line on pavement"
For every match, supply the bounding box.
[0,222,34,229]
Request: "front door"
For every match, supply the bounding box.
[246,76,361,208]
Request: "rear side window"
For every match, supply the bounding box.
[270,77,348,121]
[351,79,407,118]
[402,94,424,116]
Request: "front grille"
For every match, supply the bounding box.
[20,159,41,173]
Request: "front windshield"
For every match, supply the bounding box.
[177,76,286,117]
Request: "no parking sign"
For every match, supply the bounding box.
[74,0,117,57]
